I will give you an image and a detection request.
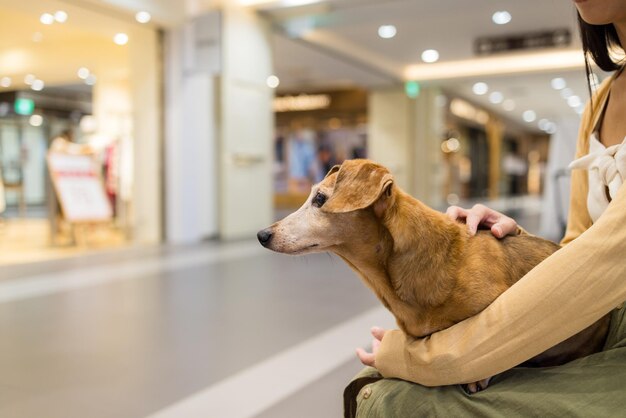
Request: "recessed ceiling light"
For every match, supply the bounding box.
[472,82,488,95]
[266,75,280,88]
[114,33,129,45]
[40,13,54,25]
[489,91,504,104]
[0,77,11,88]
[492,11,512,25]
[378,25,397,39]
[29,114,43,127]
[421,49,439,63]
[551,77,566,90]
[567,95,582,108]
[560,88,573,99]
[54,11,68,23]
[77,67,90,79]
[31,79,45,91]
[85,75,97,86]
[523,110,536,122]
[502,99,515,111]
[538,118,550,130]
[136,11,151,24]
[24,74,36,85]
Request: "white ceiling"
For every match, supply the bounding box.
[0,0,601,132]
[263,0,597,132]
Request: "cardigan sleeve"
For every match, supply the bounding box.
[375,84,626,386]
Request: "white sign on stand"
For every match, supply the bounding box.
[47,152,112,222]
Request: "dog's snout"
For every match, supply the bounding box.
[257,229,273,247]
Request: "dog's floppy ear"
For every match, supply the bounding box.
[324,165,341,179]
[322,160,393,213]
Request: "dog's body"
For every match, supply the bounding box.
[258,159,610,384]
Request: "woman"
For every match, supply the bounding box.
[347,1,626,416]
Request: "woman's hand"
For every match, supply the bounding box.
[446,204,518,238]
[356,327,386,367]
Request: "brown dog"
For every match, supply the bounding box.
[258,159,610,390]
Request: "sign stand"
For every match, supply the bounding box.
[47,151,113,246]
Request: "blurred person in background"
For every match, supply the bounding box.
[352,1,626,414]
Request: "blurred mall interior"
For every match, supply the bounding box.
[0,0,605,417]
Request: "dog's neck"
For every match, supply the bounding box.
[333,190,467,336]
[383,190,465,306]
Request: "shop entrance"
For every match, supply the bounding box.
[0,1,161,264]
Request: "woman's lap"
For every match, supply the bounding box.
[345,305,626,417]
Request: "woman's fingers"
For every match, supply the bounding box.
[356,347,376,367]
[446,205,468,221]
[371,326,386,341]
[446,204,518,238]
[491,216,518,237]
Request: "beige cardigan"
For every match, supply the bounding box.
[375,76,626,386]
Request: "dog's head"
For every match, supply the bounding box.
[257,159,395,254]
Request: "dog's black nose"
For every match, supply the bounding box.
[257,229,273,247]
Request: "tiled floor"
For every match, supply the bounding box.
[0,198,543,418]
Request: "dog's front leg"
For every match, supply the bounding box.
[463,377,492,394]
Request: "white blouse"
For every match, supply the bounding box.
[569,133,626,222]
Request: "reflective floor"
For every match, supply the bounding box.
[0,199,542,418]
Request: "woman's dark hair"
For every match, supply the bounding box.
[577,12,623,97]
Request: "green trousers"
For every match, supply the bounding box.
[344,305,626,417]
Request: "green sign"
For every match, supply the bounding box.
[405,81,420,99]
[14,98,35,116]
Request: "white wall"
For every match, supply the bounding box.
[540,116,580,241]
[219,2,273,240]
[164,27,219,243]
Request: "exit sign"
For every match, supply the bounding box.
[14,98,35,115]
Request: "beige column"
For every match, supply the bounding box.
[368,86,445,208]
[485,116,504,200]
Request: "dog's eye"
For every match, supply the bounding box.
[312,192,327,208]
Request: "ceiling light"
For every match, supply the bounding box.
[538,118,550,130]
[560,88,573,99]
[114,33,129,45]
[551,77,566,90]
[136,11,151,23]
[40,13,54,25]
[0,77,11,88]
[567,95,582,108]
[378,25,397,39]
[31,79,45,91]
[85,75,97,86]
[523,110,536,122]
[489,91,504,104]
[421,49,439,63]
[29,114,43,127]
[472,82,488,95]
[54,11,68,23]
[266,75,280,88]
[502,99,515,111]
[24,74,36,85]
[492,11,511,25]
[77,67,90,79]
